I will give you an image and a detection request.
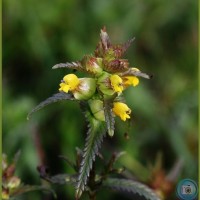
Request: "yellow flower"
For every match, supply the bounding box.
[59,74,80,93]
[112,102,131,121]
[110,75,123,93]
[123,76,139,87]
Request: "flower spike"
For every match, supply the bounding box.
[29,27,153,200]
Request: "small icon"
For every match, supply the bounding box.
[176,179,198,200]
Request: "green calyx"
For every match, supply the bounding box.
[73,78,96,100]
[89,99,105,121]
[97,72,115,96]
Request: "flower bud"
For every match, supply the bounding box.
[104,48,115,63]
[73,78,96,100]
[104,59,129,73]
[83,56,103,76]
[7,176,21,189]
[89,99,105,121]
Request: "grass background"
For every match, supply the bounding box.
[3,0,198,199]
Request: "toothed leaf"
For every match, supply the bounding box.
[76,102,106,199]
[27,92,74,119]
[103,100,115,137]
[103,178,161,200]
[52,61,85,71]
[122,37,135,53]
[113,37,135,58]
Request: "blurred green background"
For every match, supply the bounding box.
[3,0,198,200]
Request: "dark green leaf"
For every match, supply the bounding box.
[27,92,74,119]
[76,102,106,199]
[103,100,115,137]
[103,178,161,200]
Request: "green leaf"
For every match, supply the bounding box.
[27,92,74,119]
[103,178,161,200]
[76,102,106,199]
[103,100,115,137]
[11,185,56,199]
[52,61,85,71]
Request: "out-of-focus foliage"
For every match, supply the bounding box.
[3,0,198,200]
[2,152,54,200]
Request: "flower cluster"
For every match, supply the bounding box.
[56,27,150,122]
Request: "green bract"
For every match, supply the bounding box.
[82,56,103,76]
[97,72,115,96]
[89,99,105,121]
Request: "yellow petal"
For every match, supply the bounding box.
[110,75,123,93]
[123,76,139,87]
[112,102,131,121]
[63,74,80,90]
[59,74,80,93]
[59,83,69,93]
